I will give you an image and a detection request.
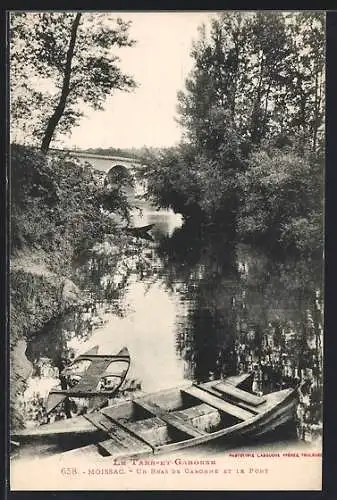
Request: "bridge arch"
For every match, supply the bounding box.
[52,149,147,199]
[106,164,134,186]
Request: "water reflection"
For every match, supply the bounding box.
[155,226,322,377]
[131,200,184,237]
[85,281,186,392]
[157,224,323,441]
[22,204,323,443]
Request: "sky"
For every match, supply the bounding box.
[62,12,215,150]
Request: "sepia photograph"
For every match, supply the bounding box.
[8,10,324,490]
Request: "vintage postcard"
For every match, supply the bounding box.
[8,10,324,491]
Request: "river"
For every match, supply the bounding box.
[20,200,323,446]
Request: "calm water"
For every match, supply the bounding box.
[21,200,323,443]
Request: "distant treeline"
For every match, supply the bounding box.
[81,147,147,159]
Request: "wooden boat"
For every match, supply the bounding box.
[127,224,154,233]
[124,224,155,241]
[11,373,298,459]
[45,346,130,413]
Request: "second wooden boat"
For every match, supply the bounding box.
[46,346,130,413]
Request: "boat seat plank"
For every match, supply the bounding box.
[134,400,205,437]
[202,374,253,389]
[175,403,217,420]
[225,373,253,387]
[127,417,170,446]
[198,384,260,415]
[84,411,120,435]
[183,386,254,421]
[84,412,154,453]
[214,382,266,406]
[174,403,221,432]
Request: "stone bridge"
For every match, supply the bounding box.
[52,149,142,174]
[51,149,147,201]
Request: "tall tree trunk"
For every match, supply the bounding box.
[312,66,323,154]
[40,13,81,154]
[250,52,264,144]
[262,82,271,135]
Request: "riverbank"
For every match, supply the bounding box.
[10,247,86,425]
[10,144,132,428]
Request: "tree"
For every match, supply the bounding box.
[10,12,136,152]
[177,12,324,152]
[140,145,204,220]
[285,12,325,153]
[236,146,324,254]
[141,11,324,250]
[175,13,253,225]
[244,12,293,145]
[177,13,250,154]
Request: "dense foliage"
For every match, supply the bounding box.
[237,145,323,253]
[11,144,132,264]
[141,12,324,255]
[10,12,136,151]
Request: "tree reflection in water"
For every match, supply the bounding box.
[23,233,157,425]
[155,223,323,441]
